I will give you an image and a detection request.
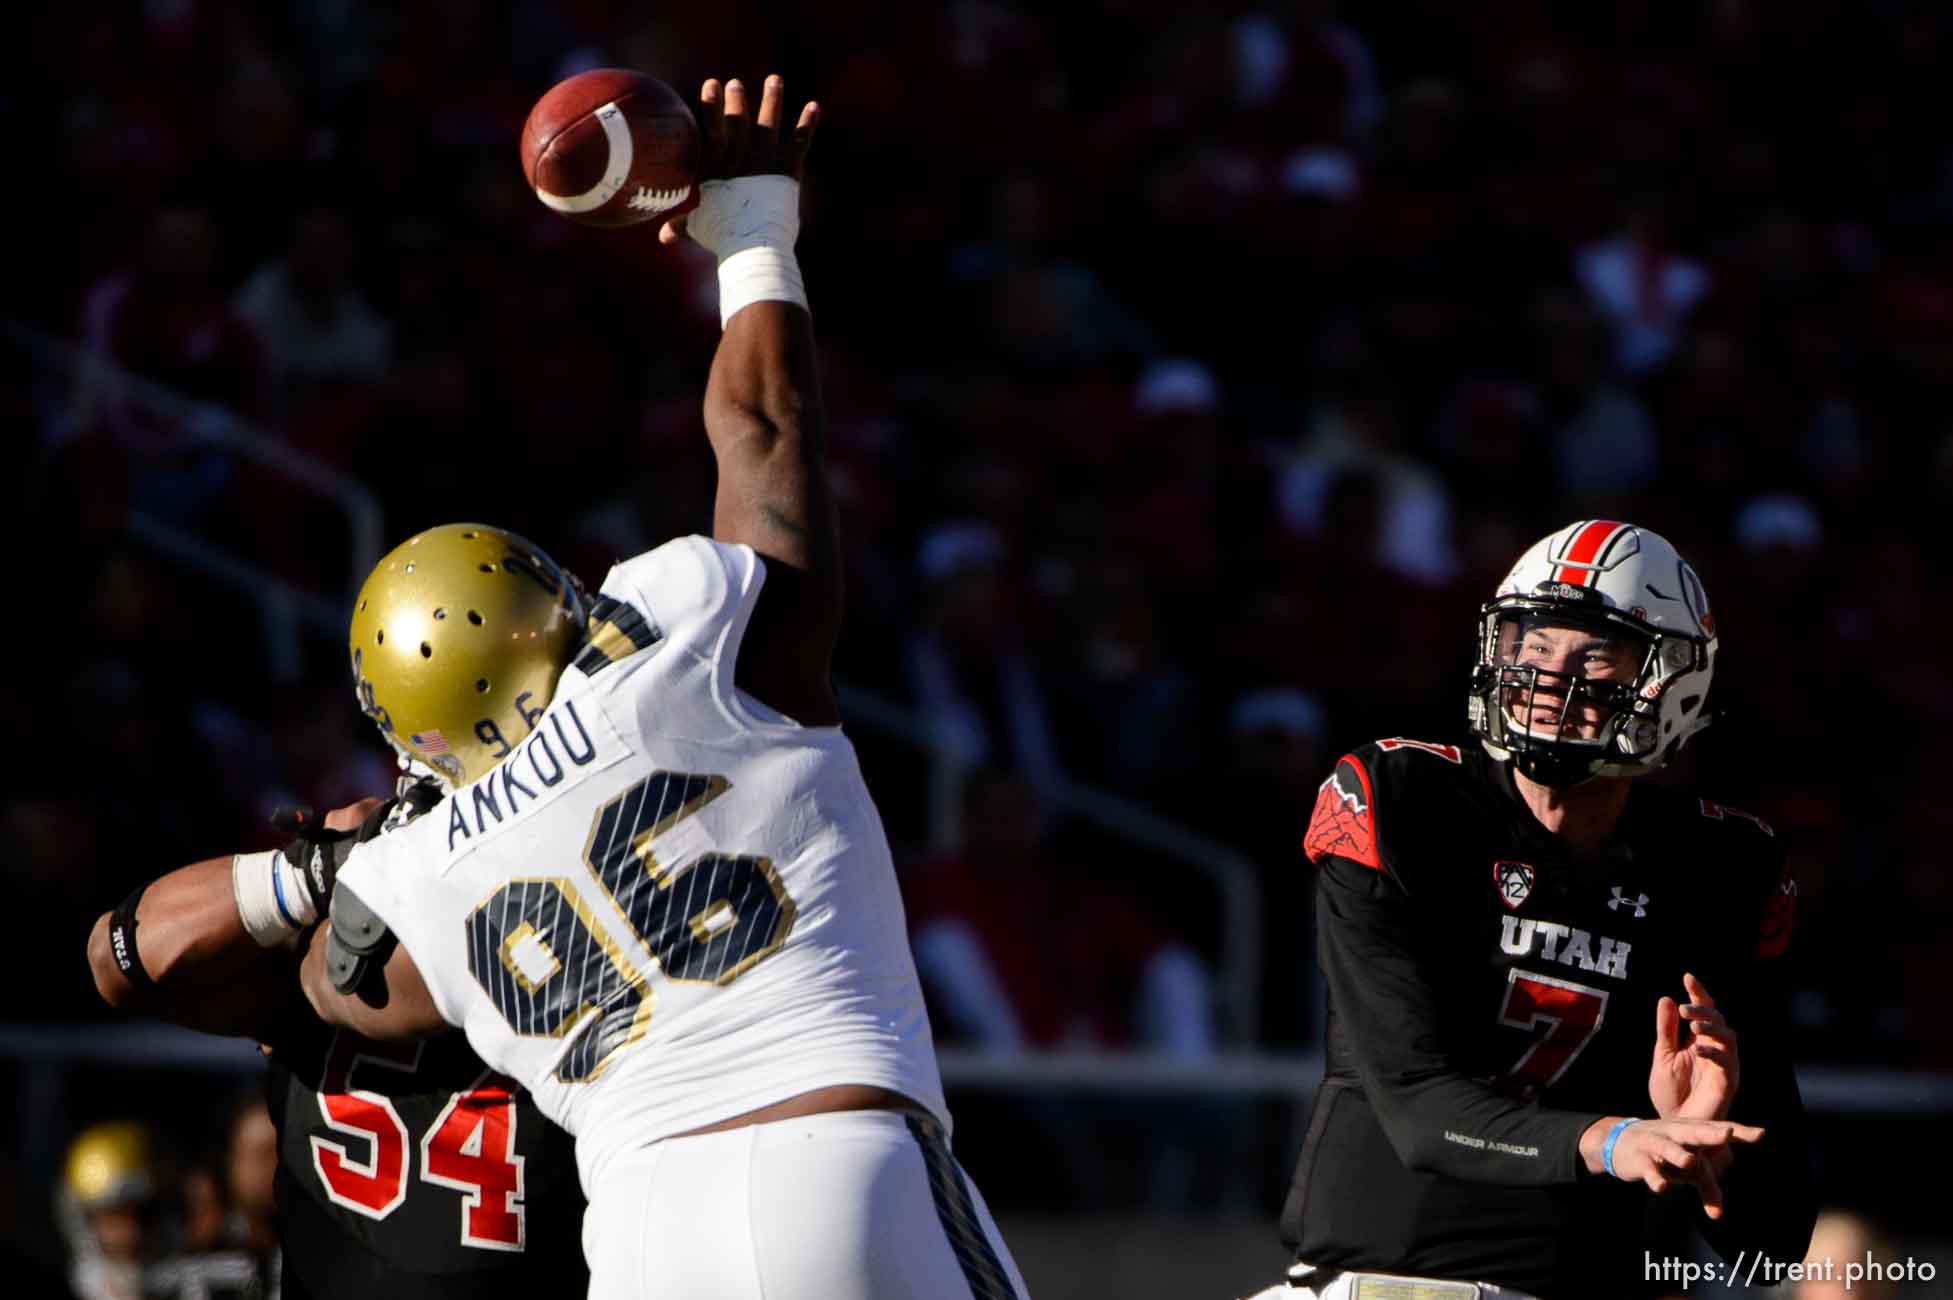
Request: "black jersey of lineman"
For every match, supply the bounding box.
[1281,738,1815,1300]
[267,1021,586,1300]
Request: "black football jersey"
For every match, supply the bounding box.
[267,1021,587,1300]
[1281,739,1813,1299]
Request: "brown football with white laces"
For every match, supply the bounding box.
[520,69,699,229]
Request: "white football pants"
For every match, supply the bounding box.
[582,1110,1030,1299]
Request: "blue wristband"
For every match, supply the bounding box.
[269,852,303,930]
[1602,1118,1642,1177]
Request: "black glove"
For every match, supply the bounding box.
[268,807,345,918]
[270,780,446,918]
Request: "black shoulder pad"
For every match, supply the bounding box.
[326,884,397,994]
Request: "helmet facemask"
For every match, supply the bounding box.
[1468,597,1711,787]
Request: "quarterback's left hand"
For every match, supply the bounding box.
[1649,972,1740,1122]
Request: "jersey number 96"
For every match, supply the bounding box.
[463,771,797,1082]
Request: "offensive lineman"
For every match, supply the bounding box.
[88,788,589,1300]
[1251,521,1816,1299]
[256,74,1023,1300]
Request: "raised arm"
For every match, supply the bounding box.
[665,76,838,725]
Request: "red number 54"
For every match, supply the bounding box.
[309,1034,526,1250]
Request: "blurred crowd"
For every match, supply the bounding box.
[13,0,1953,1136]
[22,1106,281,1299]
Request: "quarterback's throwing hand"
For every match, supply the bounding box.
[1650,971,1740,1121]
[1583,1116,1764,1220]
[659,74,820,247]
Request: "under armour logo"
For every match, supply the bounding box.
[1608,886,1649,918]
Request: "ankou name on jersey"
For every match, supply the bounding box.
[447,699,603,851]
[1497,916,1632,979]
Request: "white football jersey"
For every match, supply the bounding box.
[334,536,950,1190]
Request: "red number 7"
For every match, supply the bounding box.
[1497,970,1609,1091]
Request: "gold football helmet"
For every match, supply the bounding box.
[349,524,586,787]
[62,1121,157,1212]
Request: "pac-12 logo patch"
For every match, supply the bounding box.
[1494,861,1536,909]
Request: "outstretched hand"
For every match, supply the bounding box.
[660,74,820,247]
[1649,972,1740,1121]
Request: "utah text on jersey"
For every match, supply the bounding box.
[1497,917,1631,980]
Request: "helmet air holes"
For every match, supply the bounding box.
[433,607,447,620]
[375,630,385,645]
[462,531,478,539]
[420,642,433,659]
[468,610,484,626]
[476,678,491,693]
[405,562,415,573]
[479,563,497,574]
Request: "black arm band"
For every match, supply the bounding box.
[107,883,153,989]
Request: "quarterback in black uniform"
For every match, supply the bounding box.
[89,783,587,1300]
[1257,521,1816,1300]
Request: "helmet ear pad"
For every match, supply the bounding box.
[349,524,586,787]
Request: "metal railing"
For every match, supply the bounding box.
[6,1024,1951,1112]
[839,683,1266,1042]
[9,318,385,603]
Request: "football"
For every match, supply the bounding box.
[520,69,699,229]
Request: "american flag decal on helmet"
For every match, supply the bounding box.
[1551,520,1638,586]
[410,729,451,754]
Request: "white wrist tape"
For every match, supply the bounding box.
[716,248,807,327]
[688,175,809,325]
[232,848,318,947]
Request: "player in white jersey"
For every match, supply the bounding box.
[277,74,1029,1300]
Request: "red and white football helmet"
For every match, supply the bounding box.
[1467,520,1717,786]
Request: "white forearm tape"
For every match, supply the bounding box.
[687,175,808,325]
[232,848,318,947]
